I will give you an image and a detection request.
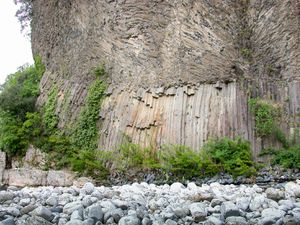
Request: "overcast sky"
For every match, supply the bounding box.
[0,0,33,85]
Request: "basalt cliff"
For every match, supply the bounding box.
[31,0,300,158]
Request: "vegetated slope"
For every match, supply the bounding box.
[30,0,300,156]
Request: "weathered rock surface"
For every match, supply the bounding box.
[0,152,5,185]
[31,0,300,153]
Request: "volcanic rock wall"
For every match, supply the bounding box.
[31,0,300,155]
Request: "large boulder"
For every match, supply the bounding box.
[221,202,240,220]
[46,170,75,186]
[285,182,300,198]
[189,202,207,222]
[265,188,285,201]
[2,169,47,187]
[23,145,47,169]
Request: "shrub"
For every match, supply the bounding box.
[14,0,32,32]
[0,56,44,120]
[93,64,106,78]
[69,149,110,180]
[0,56,44,156]
[202,137,256,177]
[272,145,300,169]
[0,111,26,156]
[158,145,203,178]
[248,98,281,137]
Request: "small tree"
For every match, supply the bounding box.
[14,0,32,32]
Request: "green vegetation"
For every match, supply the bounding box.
[0,56,44,157]
[248,98,281,137]
[43,87,59,133]
[241,48,252,58]
[158,145,204,178]
[273,145,300,169]
[1,59,298,180]
[14,0,32,32]
[72,79,107,150]
[201,137,256,177]
[106,137,256,179]
[249,97,300,169]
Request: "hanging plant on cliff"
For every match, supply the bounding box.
[14,0,32,33]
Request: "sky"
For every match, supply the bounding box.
[0,0,33,85]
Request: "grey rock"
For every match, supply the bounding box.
[225,216,247,225]
[112,200,128,210]
[204,216,223,225]
[19,198,31,207]
[189,202,207,222]
[82,182,95,195]
[142,218,152,225]
[50,206,63,213]
[170,182,184,192]
[266,188,285,201]
[16,215,52,225]
[91,191,103,200]
[165,219,177,225]
[71,209,83,221]
[111,208,125,223]
[52,214,60,224]
[82,196,93,208]
[220,202,240,219]
[20,204,37,215]
[0,192,14,203]
[3,207,20,217]
[291,210,300,221]
[65,219,83,225]
[63,201,83,215]
[100,201,116,212]
[118,215,140,225]
[58,218,68,225]
[235,197,250,211]
[211,199,223,208]
[86,204,103,221]
[83,218,95,225]
[261,208,285,220]
[173,206,189,218]
[285,182,300,198]
[283,215,300,225]
[278,200,294,211]
[0,218,15,225]
[33,206,53,221]
[46,196,58,206]
[258,217,276,225]
[249,195,265,212]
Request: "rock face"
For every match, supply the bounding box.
[0,151,5,185]
[31,0,300,153]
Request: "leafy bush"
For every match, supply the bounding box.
[272,145,300,169]
[113,141,159,171]
[69,149,110,180]
[158,145,203,178]
[0,56,44,120]
[93,64,107,78]
[202,137,256,177]
[0,56,44,156]
[248,98,281,137]
[14,0,32,32]
[0,111,26,156]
